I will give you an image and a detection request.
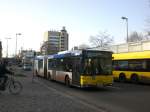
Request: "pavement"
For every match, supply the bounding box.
[0,68,102,112]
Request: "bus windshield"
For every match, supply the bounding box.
[83,57,112,75]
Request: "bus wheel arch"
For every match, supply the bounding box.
[130,74,139,84]
[119,73,126,82]
[65,75,70,87]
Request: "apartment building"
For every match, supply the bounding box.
[41,27,68,55]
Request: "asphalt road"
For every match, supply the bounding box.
[37,74,150,112]
[0,67,150,112]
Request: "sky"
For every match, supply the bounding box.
[0,0,149,57]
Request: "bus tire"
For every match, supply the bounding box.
[65,76,70,87]
[131,74,139,84]
[119,73,126,83]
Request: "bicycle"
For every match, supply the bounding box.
[0,73,23,95]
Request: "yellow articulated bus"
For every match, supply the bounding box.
[112,51,150,83]
[46,49,113,88]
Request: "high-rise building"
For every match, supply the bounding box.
[41,27,69,55]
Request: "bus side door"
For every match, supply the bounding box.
[72,58,81,85]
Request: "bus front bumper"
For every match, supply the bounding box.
[80,75,113,88]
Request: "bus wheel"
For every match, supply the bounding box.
[131,74,139,84]
[65,76,70,87]
[119,73,126,83]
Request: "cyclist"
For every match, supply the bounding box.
[0,60,13,90]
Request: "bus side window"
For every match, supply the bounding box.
[118,61,128,70]
[146,60,150,71]
[65,64,72,72]
[51,61,56,69]
[128,60,146,71]
[63,58,72,72]
[113,61,119,70]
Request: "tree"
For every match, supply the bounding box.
[89,31,113,48]
[127,31,144,42]
[127,31,150,42]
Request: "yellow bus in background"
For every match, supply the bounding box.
[112,51,150,83]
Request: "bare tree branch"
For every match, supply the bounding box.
[89,31,113,48]
[127,31,149,42]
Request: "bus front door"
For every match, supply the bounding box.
[72,61,80,86]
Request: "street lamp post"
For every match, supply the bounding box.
[5,37,11,58]
[121,16,128,42]
[15,33,22,56]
